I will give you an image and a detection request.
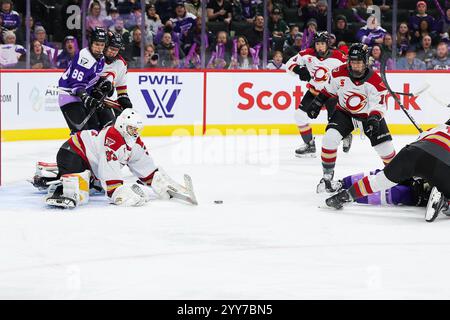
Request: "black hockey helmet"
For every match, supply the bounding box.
[348,43,369,79]
[313,31,330,57]
[446,117,450,125]
[89,27,107,45]
[104,31,123,63]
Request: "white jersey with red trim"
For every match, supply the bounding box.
[286,48,347,91]
[413,124,450,166]
[68,125,157,197]
[101,55,128,97]
[321,64,387,119]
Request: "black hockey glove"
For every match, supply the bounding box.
[118,96,133,109]
[292,65,311,82]
[77,91,102,110]
[365,114,381,138]
[92,78,114,100]
[307,93,328,119]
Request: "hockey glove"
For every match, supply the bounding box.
[118,96,133,109]
[77,91,103,110]
[292,65,311,82]
[307,93,328,119]
[365,114,381,138]
[92,78,114,100]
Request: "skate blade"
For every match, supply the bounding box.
[45,198,76,209]
[295,153,317,158]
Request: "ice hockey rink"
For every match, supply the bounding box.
[1,133,450,300]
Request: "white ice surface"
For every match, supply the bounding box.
[1,134,450,299]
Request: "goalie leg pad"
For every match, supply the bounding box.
[45,170,91,208]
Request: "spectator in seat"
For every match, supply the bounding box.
[86,1,106,33]
[333,15,355,45]
[208,30,231,68]
[145,4,163,43]
[110,17,131,47]
[299,0,327,31]
[434,3,450,39]
[30,39,52,69]
[207,0,232,25]
[0,30,25,68]
[229,43,257,69]
[368,44,393,71]
[154,20,182,47]
[396,47,426,70]
[268,6,289,52]
[245,14,264,48]
[397,22,411,57]
[283,25,300,51]
[88,0,116,18]
[170,1,197,40]
[345,0,373,9]
[185,0,203,19]
[184,17,213,56]
[0,0,20,33]
[283,32,302,61]
[232,0,257,23]
[125,26,143,66]
[411,19,439,46]
[103,7,120,30]
[416,34,436,69]
[34,26,57,66]
[157,33,185,68]
[356,15,387,48]
[124,4,144,31]
[301,18,317,50]
[430,42,450,70]
[381,33,393,59]
[57,35,79,69]
[144,43,160,68]
[408,1,435,38]
[155,0,177,23]
[267,50,286,69]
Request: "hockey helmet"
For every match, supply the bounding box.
[114,109,144,143]
[104,31,123,63]
[90,27,107,45]
[348,43,369,79]
[313,31,330,57]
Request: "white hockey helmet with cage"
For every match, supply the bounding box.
[114,109,144,143]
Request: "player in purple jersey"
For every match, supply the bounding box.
[58,27,115,134]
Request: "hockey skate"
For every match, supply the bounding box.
[342,134,353,153]
[295,138,316,158]
[425,187,449,222]
[45,183,77,209]
[29,162,59,191]
[325,189,353,209]
[316,172,343,194]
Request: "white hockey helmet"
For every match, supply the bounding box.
[114,108,144,141]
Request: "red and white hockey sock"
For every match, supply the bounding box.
[298,124,313,144]
[374,141,396,166]
[321,147,337,173]
[348,171,397,200]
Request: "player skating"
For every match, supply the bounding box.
[286,31,352,157]
[58,27,113,133]
[326,120,450,222]
[44,109,197,208]
[309,43,396,193]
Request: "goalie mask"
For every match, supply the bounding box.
[348,43,369,80]
[114,109,144,144]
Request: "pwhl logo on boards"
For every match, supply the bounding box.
[138,75,182,118]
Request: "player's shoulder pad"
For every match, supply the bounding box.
[104,126,127,152]
[330,49,347,62]
[366,71,387,92]
[331,64,349,78]
[299,48,315,57]
[117,54,128,67]
[77,48,97,70]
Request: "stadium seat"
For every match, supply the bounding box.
[230,21,252,37]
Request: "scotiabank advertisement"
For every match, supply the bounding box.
[205,71,450,128]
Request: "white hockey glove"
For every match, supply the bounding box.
[111,184,150,207]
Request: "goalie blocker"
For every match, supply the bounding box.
[43,109,197,208]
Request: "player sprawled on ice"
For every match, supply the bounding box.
[99,31,132,117]
[44,109,197,208]
[286,31,352,157]
[58,27,115,133]
[326,120,450,222]
[309,43,396,193]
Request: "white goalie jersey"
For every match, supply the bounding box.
[68,126,157,198]
[321,64,388,119]
[286,48,347,92]
[101,54,128,98]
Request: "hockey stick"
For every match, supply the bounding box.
[380,58,423,133]
[392,82,431,97]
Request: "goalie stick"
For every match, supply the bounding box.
[380,58,423,133]
[167,174,198,205]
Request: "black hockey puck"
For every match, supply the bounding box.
[214,200,223,204]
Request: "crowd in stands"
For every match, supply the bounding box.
[0,0,449,70]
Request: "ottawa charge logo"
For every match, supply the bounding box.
[313,66,329,82]
[344,91,367,112]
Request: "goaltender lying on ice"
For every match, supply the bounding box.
[29,109,197,208]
